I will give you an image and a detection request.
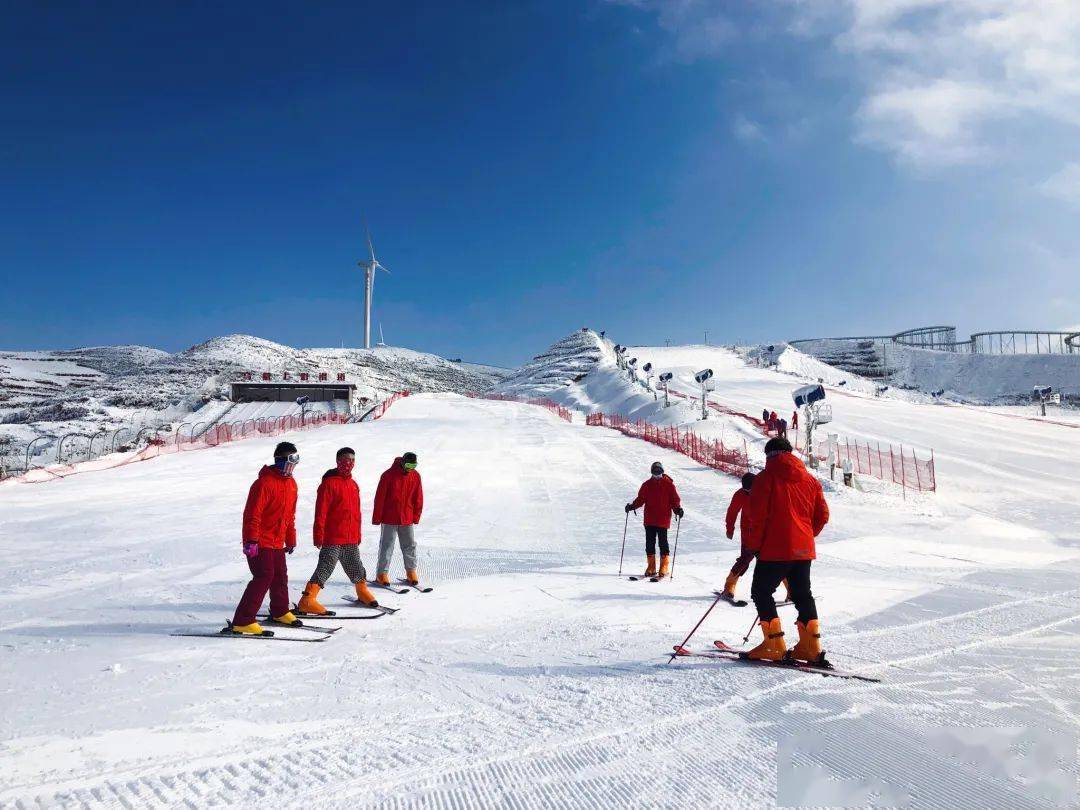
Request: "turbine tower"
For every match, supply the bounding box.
[358,222,390,349]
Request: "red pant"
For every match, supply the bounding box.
[232,547,290,625]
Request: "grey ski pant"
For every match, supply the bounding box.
[377,524,417,574]
[309,545,367,586]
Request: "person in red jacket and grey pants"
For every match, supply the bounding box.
[230,441,301,635]
[625,461,683,579]
[743,437,830,663]
[296,447,380,614]
[373,451,424,586]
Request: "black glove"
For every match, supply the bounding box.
[286,546,295,555]
[674,507,684,518]
[624,503,634,514]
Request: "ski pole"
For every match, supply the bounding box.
[668,592,722,664]
[741,613,759,644]
[668,515,682,581]
[617,511,630,576]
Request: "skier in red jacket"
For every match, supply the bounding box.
[230,442,301,635]
[625,461,683,579]
[296,447,380,614]
[744,437,830,662]
[372,452,424,586]
[719,472,756,602]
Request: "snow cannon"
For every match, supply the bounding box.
[628,358,638,367]
[656,371,673,407]
[1032,385,1052,400]
[643,362,652,373]
[792,384,824,408]
[694,369,714,420]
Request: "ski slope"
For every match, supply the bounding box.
[1,392,1077,808]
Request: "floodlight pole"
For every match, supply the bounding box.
[701,383,708,420]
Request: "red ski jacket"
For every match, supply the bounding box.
[372,458,423,525]
[629,474,681,529]
[242,465,298,550]
[313,468,361,547]
[725,488,752,542]
[745,452,828,561]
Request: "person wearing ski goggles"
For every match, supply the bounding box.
[372,451,424,588]
[230,442,302,635]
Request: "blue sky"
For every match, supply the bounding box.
[2,1,1078,366]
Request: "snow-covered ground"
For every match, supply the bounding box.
[1,383,1078,808]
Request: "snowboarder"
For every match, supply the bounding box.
[296,447,379,614]
[230,442,301,635]
[625,461,683,579]
[768,411,779,434]
[743,437,830,662]
[372,451,424,586]
[720,472,756,600]
[778,417,788,439]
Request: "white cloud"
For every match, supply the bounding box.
[829,0,1080,167]
[732,113,766,143]
[1037,163,1080,207]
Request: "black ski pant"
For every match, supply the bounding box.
[751,560,817,624]
[644,526,669,556]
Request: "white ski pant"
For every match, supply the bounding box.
[377,524,417,574]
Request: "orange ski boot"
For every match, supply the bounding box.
[655,554,671,579]
[746,618,786,661]
[376,572,391,586]
[297,582,327,615]
[791,619,824,663]
[721,572,740,599]
[354,581,379,607]
[406,569,420,586]
[643,554,657,577]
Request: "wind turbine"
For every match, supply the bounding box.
[358,221,390,349]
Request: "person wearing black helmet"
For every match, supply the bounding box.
[625,461,683,579]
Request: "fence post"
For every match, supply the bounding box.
[913,447,922,490]
[900,444,906,500]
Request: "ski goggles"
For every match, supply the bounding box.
[403,461,417,471]
[275,453,300,475]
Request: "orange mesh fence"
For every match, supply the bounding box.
[466,393,572,422]
[585,412,751,478]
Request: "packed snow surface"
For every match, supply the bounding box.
[1,374,1078,807]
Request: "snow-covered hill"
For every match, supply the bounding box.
[0,335,502,467]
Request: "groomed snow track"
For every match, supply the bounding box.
[1,393,1078,809]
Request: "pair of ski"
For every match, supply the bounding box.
[371,579,433,595]
[628,573,669,583]
[172,618,338,643]
[671,640,881,682]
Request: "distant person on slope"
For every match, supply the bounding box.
[297,447,380,615]
[719,472,756,602]
[372,452,424,586]
[743,437,830,663]
[791,410,799,431]
[625,461,683,579]
[230,442,302,635]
